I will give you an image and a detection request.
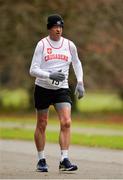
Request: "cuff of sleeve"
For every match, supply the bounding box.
[46,72,50,78]
[77,81,84,85]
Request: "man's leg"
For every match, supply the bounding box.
[35,109,48,151]
[54,102,78,171]
[54,103,71,151]
[34,109,49,172]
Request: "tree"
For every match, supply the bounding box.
[0,0,123,111]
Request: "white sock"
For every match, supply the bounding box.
[38,150,45,161]
[61,150,68,162]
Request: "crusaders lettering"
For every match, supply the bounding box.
[45,54,68,61]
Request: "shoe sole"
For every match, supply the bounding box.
[36,169,48,172]
[59,167,78,171]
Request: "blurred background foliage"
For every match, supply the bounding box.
[0,0,123,112]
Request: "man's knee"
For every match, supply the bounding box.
[61,118,71,130]
[36,114,48,131]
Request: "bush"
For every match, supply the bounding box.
[0,89,29,111]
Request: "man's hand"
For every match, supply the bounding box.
[75,82,85,99]
[49,72,65,82]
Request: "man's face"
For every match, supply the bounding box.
[49,25,63,41]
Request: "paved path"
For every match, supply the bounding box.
[0,140,123,179]
[1,121,123,136]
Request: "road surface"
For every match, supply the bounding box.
[0,140,123,179]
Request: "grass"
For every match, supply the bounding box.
[0,88,123,113]
[0,114,123,130]
[0,89,29,110]
[0,127,123,149]
[77,92,123,113]
[0,89,123,150]
[0,114,123,150]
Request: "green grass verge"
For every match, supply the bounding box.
[77,92,123,113]
[0,128,123,150]
[1,115,123,130]
[0,89,29,110]
[0,88,123,113]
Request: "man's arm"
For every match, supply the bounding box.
[70,41,85,99]
[29,41,50,79]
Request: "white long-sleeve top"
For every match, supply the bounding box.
[30,36,84,89]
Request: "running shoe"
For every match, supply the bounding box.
[36,159,48,172]
[59,158,78,171]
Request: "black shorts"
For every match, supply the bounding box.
[34,85,72,110]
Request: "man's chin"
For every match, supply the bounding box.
[55,35,61,40]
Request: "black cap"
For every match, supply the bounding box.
[47,14,64,29]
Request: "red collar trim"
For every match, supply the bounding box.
[46,37,64,49]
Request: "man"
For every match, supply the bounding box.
[29,14,84,172]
